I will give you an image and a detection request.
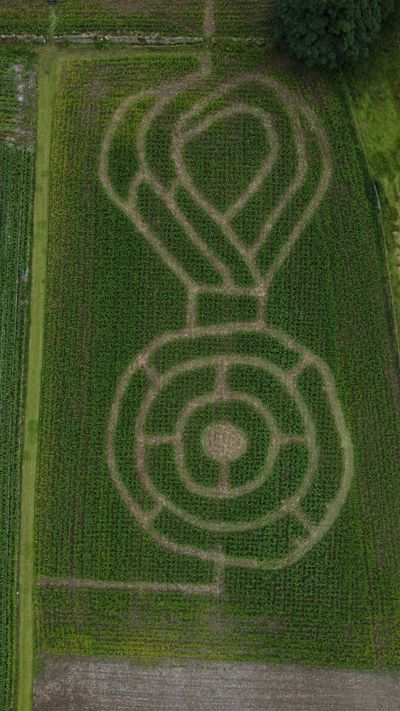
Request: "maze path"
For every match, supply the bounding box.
[40,0,354,596]
[106,325,353,573]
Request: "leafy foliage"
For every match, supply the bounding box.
[276,0,383,69]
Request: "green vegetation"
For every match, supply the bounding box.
[0,0,276,40]
[381,0,396,18]
[0,47,36,146]
[2,7,400,708]
[0,1,49,35]
[346,7,400,332]
[0,54,19,133]
[276,0,383,69]
[0,48,35,711]
[16,48,61,711]
[34,45,400,671]
[54,0,204,36]
[214,0,274,37]
[0,142,34,711]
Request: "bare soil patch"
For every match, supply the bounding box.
[202,421,248,462]
[34,657,400,711]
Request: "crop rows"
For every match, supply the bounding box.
[54,0,204,36]
[0,0,48,35]
[0,49,23,139]
[214,0,274,37]
[0,144,34,711]
[0,0,274,39]
[53,0,274,38]
[35,47,400,670]
[0,58,18,137]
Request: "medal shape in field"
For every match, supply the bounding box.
[100,58,354,588]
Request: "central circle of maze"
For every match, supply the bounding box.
[101,62,354,573]
[202,421,248,464]
[137,353,316,522]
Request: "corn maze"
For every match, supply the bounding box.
[35,0,400,671]
[92,53,354,588]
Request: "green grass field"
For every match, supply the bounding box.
[0,48,35,711]
[33,42,400,672]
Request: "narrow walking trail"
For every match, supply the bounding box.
[17,48,61,711]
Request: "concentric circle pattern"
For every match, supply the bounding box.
[108,327,353,570]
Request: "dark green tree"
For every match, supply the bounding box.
[276,0,382,69]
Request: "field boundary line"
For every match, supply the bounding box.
[16,47,62,711]
[38,577,221,596]
[0,34,47,43]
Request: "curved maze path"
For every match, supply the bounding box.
[41,0,354,597]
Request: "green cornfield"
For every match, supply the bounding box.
[54,0,204,36]
[35,45,400,671]
[0,48,35,711]
[0,1,274,39]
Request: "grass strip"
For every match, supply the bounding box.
[16,47,61,711]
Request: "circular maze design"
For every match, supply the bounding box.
[100,50,354,577]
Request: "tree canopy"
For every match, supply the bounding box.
[276,0,383,69]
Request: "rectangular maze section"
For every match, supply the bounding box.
[35,45,400,670]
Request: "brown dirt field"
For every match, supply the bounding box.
[34,657,400,711]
